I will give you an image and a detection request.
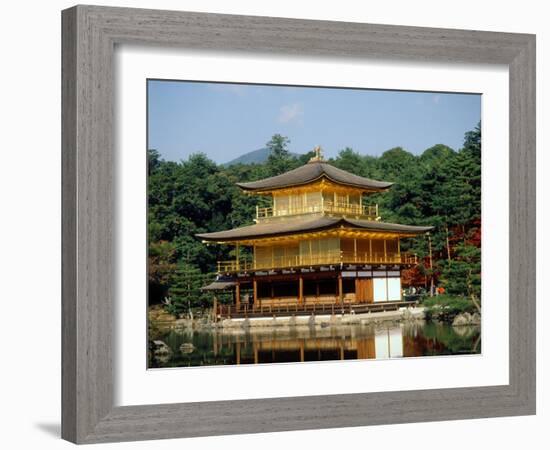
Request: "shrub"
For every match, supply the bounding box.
[422,295,477,322]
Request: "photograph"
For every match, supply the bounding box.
[147,80,482,368]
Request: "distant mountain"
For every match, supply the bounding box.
[224,147,302,166]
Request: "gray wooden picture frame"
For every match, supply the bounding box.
[61,5,536,444]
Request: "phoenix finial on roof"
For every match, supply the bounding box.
[309,145,324,162]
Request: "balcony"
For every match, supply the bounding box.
[217,251,418,273]
[256,202,379,221]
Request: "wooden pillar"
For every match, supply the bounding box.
[399,269,403,300]
[253,278,258,306]
[300,342,305,362]
[428,232,434,297]
[397,238,401,262]
[369,238,373,262]
[213,296,218,323]
[236,342,241,365]
[353,237,357,262]
[338,273,343,304]
[236,243,240,271]
[299,276,304,305]
[253,342,258,364]
[235,281,241,309]
[383,239,387,263]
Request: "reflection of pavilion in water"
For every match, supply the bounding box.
[149,322,481,367]
[212,325,429,364]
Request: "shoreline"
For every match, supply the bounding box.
[149,304,426,332]
[218,306,425,328]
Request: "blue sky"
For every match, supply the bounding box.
[147,80,480,163]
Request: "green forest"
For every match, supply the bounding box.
[148,125,481,317]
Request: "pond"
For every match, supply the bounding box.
[148,321,481,368]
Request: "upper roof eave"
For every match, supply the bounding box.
[235,161,393,193]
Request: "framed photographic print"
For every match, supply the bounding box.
[62,5,536,444]
[146,80,480,369]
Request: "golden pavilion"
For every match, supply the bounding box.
[197,147,432,318]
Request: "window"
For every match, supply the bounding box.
[304,191,322,212]
[299,238,340,264]
[274,194,289,215]
[289,194,303,213]
[348,194,360,205]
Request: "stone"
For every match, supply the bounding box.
[180,342,195,354]
[470,312,481,325]
[452,313,470,327]
[153,340,171,354]
[152,340,172,363]
[330,314,342,326]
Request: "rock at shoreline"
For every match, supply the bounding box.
[452,312,481,327]
[452,314,469,327]
[153,340,171,353]
[152,340,172,363]
[180,343,195,354]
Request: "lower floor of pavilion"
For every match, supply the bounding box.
[206,266,416,319]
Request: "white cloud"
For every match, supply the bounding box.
[278,102,304,124]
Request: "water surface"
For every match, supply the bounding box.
[149,321,481,368]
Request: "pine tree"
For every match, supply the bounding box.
[266,134,292,175]
[166,263,213,316]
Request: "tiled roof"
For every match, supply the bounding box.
[236,160,393,192]
[196,216,432,242]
